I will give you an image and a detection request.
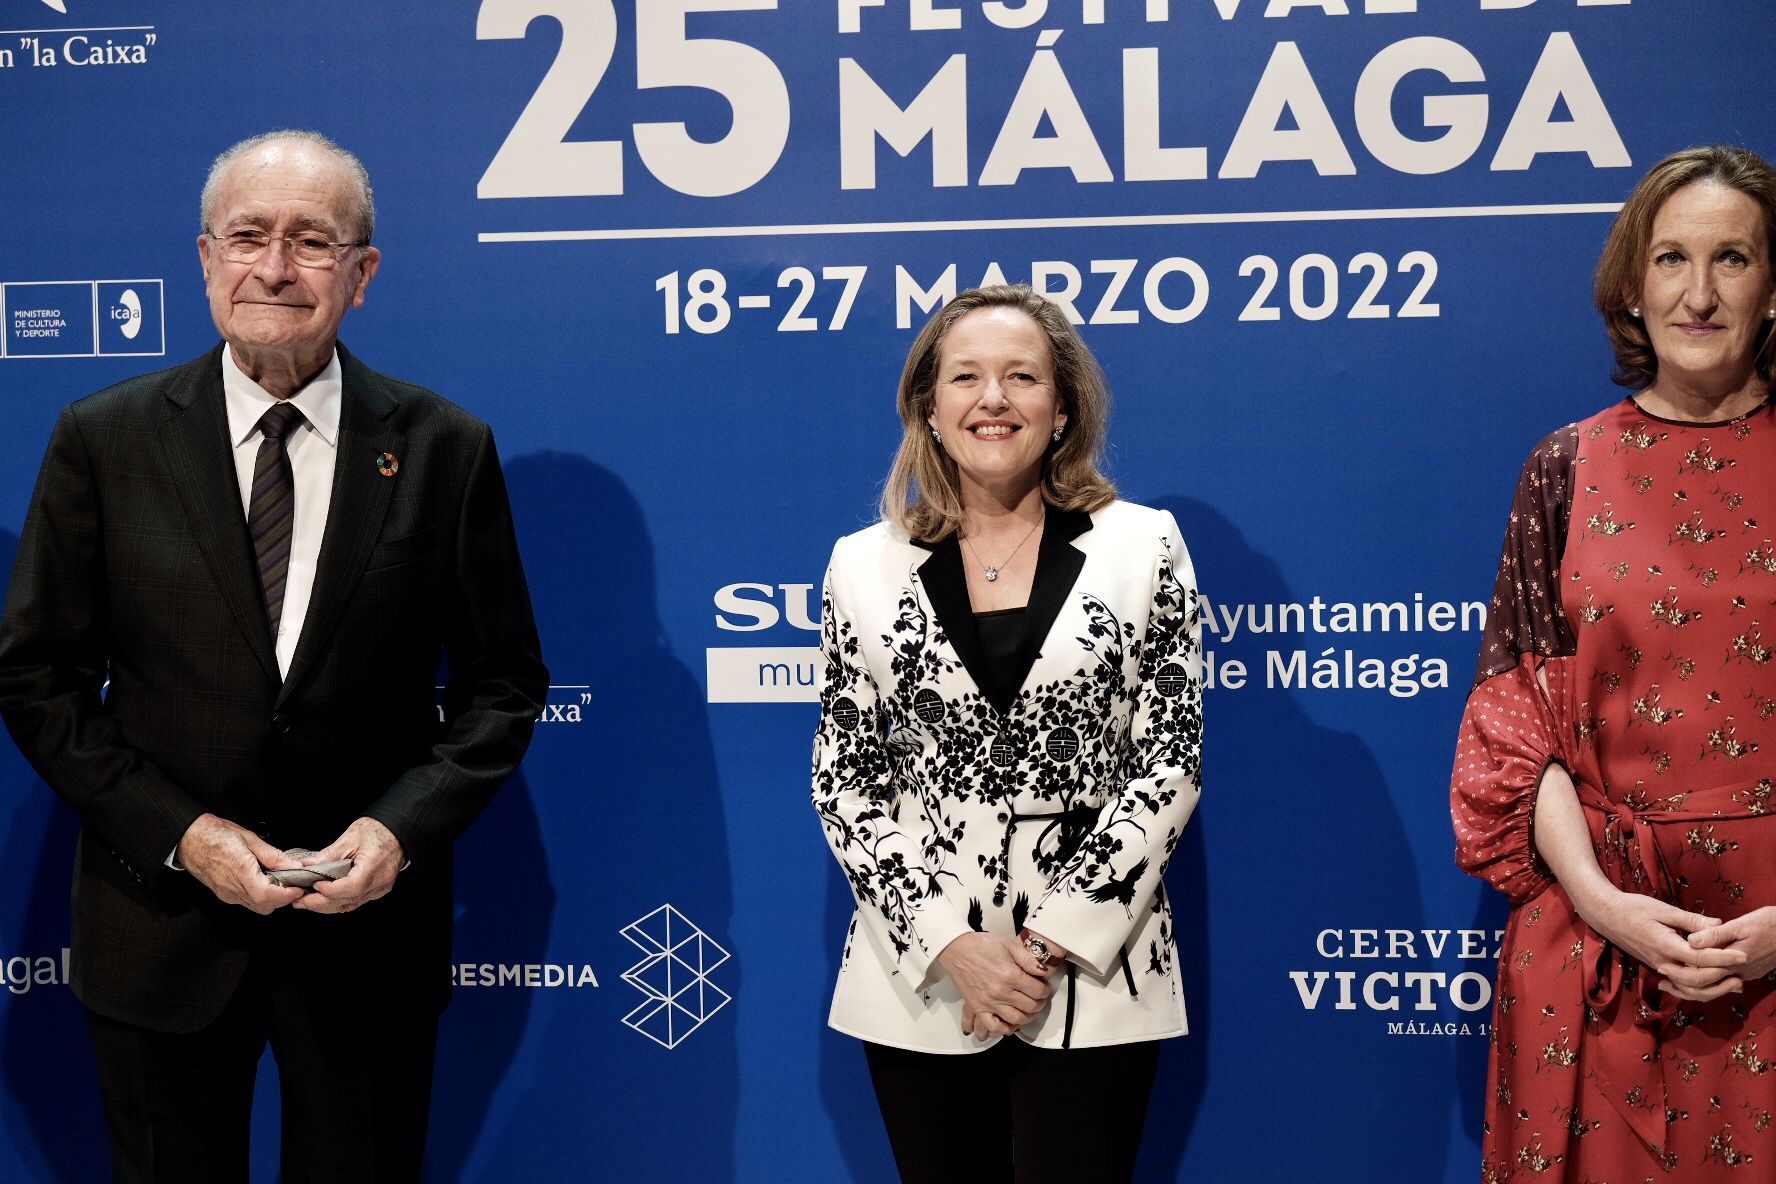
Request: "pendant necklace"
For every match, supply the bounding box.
[962,517,1041,583]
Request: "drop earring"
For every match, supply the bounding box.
[930,427,942,445]
[1051,427,1064,443]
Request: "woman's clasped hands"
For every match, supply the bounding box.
[1683,907,1776,997]
[935,931,1061,1041]
[1577,886,1766,1003]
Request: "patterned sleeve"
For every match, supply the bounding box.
[1450,426,1579,905]
[811,539,971,993]
[1027,512,1203,978]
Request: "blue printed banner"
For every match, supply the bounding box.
[2,2,1775,1182]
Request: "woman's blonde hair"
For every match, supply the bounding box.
[1595,144,1776,389]
[881,285,1116,541]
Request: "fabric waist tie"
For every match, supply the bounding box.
[997,803,1100,909]
[1573,774,1776,1154]
[1006,803,1101,1048]
[1007,803,1099,860]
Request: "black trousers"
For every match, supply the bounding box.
[865,1037,1162,1184]
[85,956,438,1184]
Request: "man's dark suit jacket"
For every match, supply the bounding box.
[0,344,548,1032]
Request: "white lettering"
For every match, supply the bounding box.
[1031,260,1085,323]
[1289,969,1331,1008]
[715,583,779,631]
[1490,32,1630,171]
[982,0,1047,28]
[1122,48,1207,182]
[911,0,963,31]
[1450,971,1492,1012]
[452,961,603,988]
[980,49,1113,186]
[1353,37,1488,175]
[1219,42,1356,178]
[839,55,969,190]
[1088,258,1141,326]
[897,264,958,329]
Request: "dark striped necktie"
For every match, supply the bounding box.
[249,402,305,633]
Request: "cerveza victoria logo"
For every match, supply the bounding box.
[619,904,731,1050]
[1291,925,1504,1037]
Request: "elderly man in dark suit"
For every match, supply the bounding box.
[0,130,548,1182]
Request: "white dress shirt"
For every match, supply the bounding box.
[167,349,343,868]
[221,347,340,679]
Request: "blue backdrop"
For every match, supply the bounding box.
[3,1,1774,1180]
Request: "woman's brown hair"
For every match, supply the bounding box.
[1595,145,1776,389]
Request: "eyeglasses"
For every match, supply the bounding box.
[205,229,367,269]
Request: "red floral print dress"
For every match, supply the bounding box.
[1454,398,1776,1180]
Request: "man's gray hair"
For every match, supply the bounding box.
[200,130,377,243]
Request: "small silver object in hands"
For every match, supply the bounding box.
[264,848,355,889]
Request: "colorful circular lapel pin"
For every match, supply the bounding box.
[376,451,400,477]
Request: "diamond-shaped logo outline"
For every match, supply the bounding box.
[619,904,731,1050]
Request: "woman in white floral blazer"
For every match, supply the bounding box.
[813,285,1203,1183]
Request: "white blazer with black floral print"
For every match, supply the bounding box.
[813,500,1203,1052]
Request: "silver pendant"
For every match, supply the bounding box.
[984,567,999,582]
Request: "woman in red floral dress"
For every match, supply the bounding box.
[1454,145,1776,1180]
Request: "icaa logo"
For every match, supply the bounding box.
[110,288,141,339]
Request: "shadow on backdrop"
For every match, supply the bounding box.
[479,453,738,1181]
[0,513,112,1182]
[1143,496,1451,1180]
[425,765,553,1182]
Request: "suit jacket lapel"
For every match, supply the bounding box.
[1011,507,1092,697]
[914,505,1094,716]
[157,345,280,683]
[914,535,993,705]
[278,345,402,703]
